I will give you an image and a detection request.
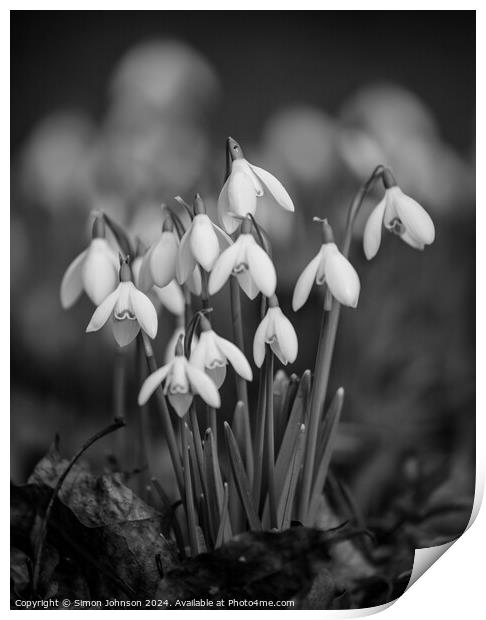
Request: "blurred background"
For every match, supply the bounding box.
[11,11,475,544]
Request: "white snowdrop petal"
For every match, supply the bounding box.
[176,228,196,284]
[186,364,221,408]
[190,214,220,271]
[129,285,158,339]
[216,336,253,381]
[249,164,295,212]
[274,309,298,364]
[86,285,120,332]
[168,393,193,418]
[137,248,155,292]
[187,267,202,295]
[246,242,277,297]
[82,244,119,306]
[363,197,387,260]
[394,190,435,246]
[400,229,425,250]
[154,280,185,316]
[190,332,210,369]
[138,364,171,405]
[60,249,87,309]
[292,252,322,311]
[208,242,240,295]
[324,247,360,308]
[217,178,240,234]
[112,318,140,347]
[237,269,260,300]
[150,232,179,287]
[253,314,270,368]
[228,169,258,218]
[206,365,227,389]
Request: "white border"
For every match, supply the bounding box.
[5,4,481,618]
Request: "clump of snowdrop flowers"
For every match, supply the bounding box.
[58,137,436,559]
[363,169,435,259]
[60,214,119,308]
[218,137,294,234]
[176,193,232,286]
[86,256,157,347]
[138,334,221,417]
[253,295,298,367]
[292,218,360,311]
[209,216,277,299]
[190,315,252,388]
[138,216,179,291]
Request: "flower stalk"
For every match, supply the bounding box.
[139,332,184,495]
[298,166,386,523]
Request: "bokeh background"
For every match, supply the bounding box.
[11,11,475,542]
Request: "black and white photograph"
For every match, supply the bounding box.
[10,9,476,611]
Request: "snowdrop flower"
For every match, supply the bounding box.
[190,315,252,388]
[176,193,232,285]
[208,216,277,299]
[86,258,157,347]
[132,253,185,316]
[60,215,118,308]
[253,295,298,367]
[363,170,435,259]
[138,217,179,290]
[218,137,294,234]
[293,219,360,310]
[138,335,221,417]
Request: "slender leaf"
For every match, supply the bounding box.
[274,370,311,497]
[224,423,262,531]
[278,424,306,530]
[275,373,299,450]
[181,423,200,556]
[308,389,344,524]
[215,483,231,548]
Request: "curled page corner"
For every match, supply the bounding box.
[405,540,455,591]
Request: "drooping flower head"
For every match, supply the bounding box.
[132,242,185,317]
[138,216,179,291]
[190,315,253,388]
[218,137,295,234]
[138,334,221,417]
[208,216,277,299]
[363,169,435,260]
[253,295,298,367]
[86,256,158,347]
[293,218,360,311]
[176,193,232,285]
[60,213,119,308]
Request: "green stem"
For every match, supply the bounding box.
[32,419,125,594]
[140,333,184,496]
[265,352,277,528]
[229,275,253,479]
[342,164,385,258]
[113,346,127,461]
[200,269,210,312]
[252,351,268,508]
[298,166,385,523]
[136,337,151,499]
